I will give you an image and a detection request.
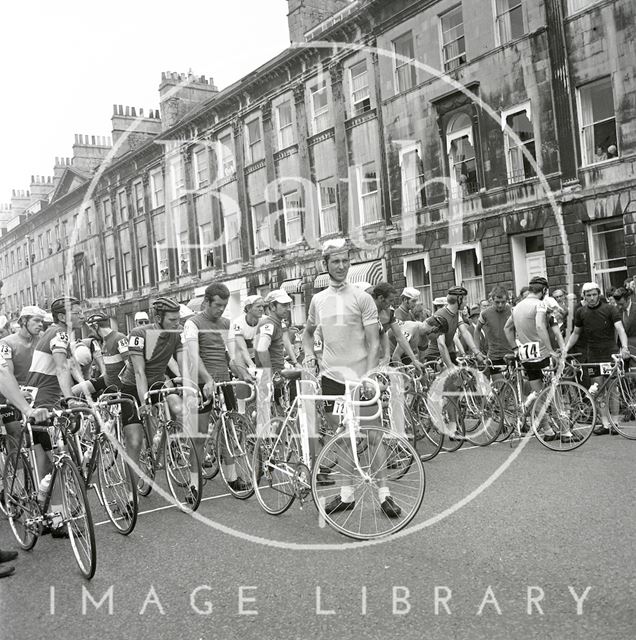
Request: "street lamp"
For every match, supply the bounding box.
[25,234,36,304]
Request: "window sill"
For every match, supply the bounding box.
[579,157,621,170]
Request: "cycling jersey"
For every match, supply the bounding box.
[0,333,37,385]
[27,323,73,408]
[511,297,550,361]
[478,306,512,360]
[424,307,464,359]
[183,314,232,382]
[230,313,259,358]
[254,314,286,373]
[100,330,129,388]
[119,323,183,388]
[574,302,621,362]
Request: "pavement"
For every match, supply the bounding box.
[1,433,634,640]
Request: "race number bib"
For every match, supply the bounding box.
[332,399,345,416]
[129,336,145,350]
[0,343,12,358]
[117,338,129,353]
[518,341,540,362]
[599,362,613,376]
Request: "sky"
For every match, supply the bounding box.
[0,0,291,206]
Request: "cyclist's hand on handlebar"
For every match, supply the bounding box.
[620,346,631,359]
[202,380,215,400]
[138,404,152,417]
[26,407,49,424]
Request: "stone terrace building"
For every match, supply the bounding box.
[0,0,634,329]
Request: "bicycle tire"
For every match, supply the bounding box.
[606,376,636,440]
[3,449,40,550]
[216,412,256,500]
[312,426,425,540]
[532,381,596,451]
[201,418,220,480]
[136,424,155,497]
[164,420,202,512]
[491,378,520,442]
[0,433,19,517]
[252,417,300,515]
[463,388,504,447]
[58,456,97,579]
[404,396,443,462]
[440,412,466,452]
[96,436,138,535]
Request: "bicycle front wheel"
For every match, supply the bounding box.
[463,388,504,447]
[532,381,596,451]
[164,421,202,512]
[96,436,138,535]
[607,376,636,439]
[3,449,40,550]
[491,378,520,442]
[201,419,220,480]
[216,412,256,500]
[405,396,443,462]
[136,426,155,497]
[59,456,97,579]
[312,427,425,540]
[252,417,300,515]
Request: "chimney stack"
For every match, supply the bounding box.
[159,71,218,130]
[286,0,352,42]
[10,189,30,217]
[111,104,162,157]
[29,174,55,204]
[71,134,112,173]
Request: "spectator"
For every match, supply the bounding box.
[607,144,618,159]
[613,287,636,351]
[594,146,607,163]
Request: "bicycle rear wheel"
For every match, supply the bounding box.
[492,379,520,442]
[96,436,138,535]
[405,395,443,462]
[0,433,19,516]
[607,376,636,439]
[252,417,300,515]
[463,388,504,447]
[532,381,595,451]
[164,420,202,512]
[312,427,425,540]
[59,456,97,579]
[3,449,40,550]
[216,412,256,500]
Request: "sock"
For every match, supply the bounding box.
[340,486,355,502]
[378,486,390,502]
[223,464,237,482]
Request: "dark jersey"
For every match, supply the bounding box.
[100,330,129,388]
[119,323,183,387]
[254,315,286,373]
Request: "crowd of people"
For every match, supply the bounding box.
[2,237,635,575]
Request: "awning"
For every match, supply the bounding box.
[314,260,383,290]
[187,296,205,313]
[280,278,303,294]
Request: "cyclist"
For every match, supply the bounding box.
[134,311,150,327]
[612,287,636,351]
[394,287,420,322]
[182,283,250,493]
[564,281,631,434]
[118,297,194,499]
[474,285,512,379]
[302,238,400,517]
[231,295,265,375]
[504,276,572,440]
[423,286,484,440]
[26,296,85,536]
[0,306,46,449]
[71,312,128,397]
[368,282,421,369]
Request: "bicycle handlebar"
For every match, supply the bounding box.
[213,380,256,403]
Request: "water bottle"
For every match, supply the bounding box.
[588,382,599,396]
[37,473,52,506]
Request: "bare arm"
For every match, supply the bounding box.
[458,323,481,355]
[0,365,37,416]
[53,351,74,398]
[302,321,317,364]
[564,326,582,352]
[389,323,418,363]
[131,353,150,407]
[504,315,517,350]
[614,321,629,351]
[364,324,380,374]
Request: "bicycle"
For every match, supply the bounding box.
[2,406,97,579]
[136,380,203,512]
[251,376,425,540]
[492,352,596,451]
[570,352,636,439]
[63,394,139,535]
[201,380,256,499]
